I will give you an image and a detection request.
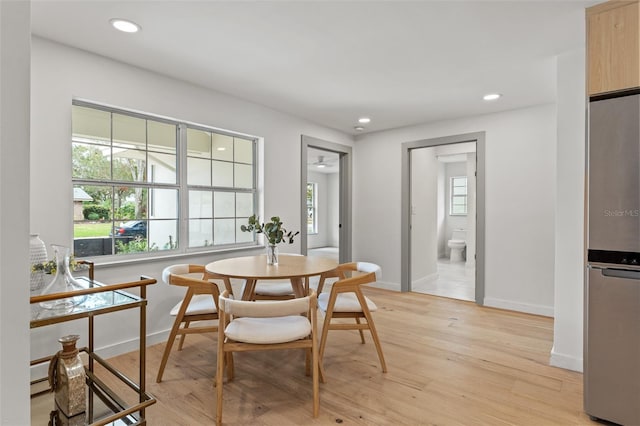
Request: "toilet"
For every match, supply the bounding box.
[448,229,466,262]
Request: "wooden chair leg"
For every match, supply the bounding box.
[360,305,387,373]
[216,350,224,425]
[226,352,235,381]
[156,317,184,383]
[216,310,226,426]
[318,292,338,369]
[318,310,333,369]
[312,331,320,418]
[177,320,190,350]
[305,347,310,376]
[354,317,366,344]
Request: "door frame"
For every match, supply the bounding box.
[300,135,352,263]
[401,131,486,304]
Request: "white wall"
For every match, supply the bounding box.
[443,161,467,257]
[307,171,328,248]
[410,148,438,284]
[29,37,353,366]
[437,162,446,257]
[465,152,477,268]
[354,103,557,316]
[551,48,585,372]
[1,2,31,423]
[326,173,339,247]
[306,170,339,249]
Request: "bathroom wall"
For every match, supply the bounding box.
[465,152,477,268]
[410,148,438,284]
[431,141,477,260]
[443,161,468,258]
[437,162,447,257]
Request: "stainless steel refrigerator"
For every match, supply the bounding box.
[585,91,640,425]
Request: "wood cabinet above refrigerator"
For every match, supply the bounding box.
[587,0,640,97]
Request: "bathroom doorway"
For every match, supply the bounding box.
[401,132,485,305]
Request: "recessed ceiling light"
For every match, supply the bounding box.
[483,93,502,101]
[317,164,326,169]
[110,19,141,33]
[217,147,226,151]
[354,126,365,131]
[358,117,371,124]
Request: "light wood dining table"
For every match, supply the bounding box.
[205,254,338,300]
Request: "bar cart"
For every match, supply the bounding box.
[30,262,157,425]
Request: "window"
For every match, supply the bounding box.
[71,101,257,257]
[450,176,468,215]
[307,182,317,234]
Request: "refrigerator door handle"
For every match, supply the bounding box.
[601,268,640,280]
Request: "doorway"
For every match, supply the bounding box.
[401,132,485,305]
[300,135,352,263]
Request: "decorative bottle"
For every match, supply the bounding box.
[48,335,86,418]
[39,245,86,311]
[30,233,48,292]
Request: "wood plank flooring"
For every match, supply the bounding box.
[105,288,593,425]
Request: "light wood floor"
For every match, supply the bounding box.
[106,288,593,425]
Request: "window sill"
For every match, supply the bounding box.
[86,244,262,269]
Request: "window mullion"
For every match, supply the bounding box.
[178,123,189,253]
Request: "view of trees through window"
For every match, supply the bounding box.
[307,182,317,234]
[72,102,257,257]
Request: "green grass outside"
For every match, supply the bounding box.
[74,222,112,237]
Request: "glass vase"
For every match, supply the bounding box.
[30,233,48,292]
[39,245,86,311]
[266,244,279,265]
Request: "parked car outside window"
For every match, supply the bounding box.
[113,220,147,238]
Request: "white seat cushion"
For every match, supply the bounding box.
[170,294,217,316]
[254,281,295,296]
[318,292,378,313]
[225,316,311,344]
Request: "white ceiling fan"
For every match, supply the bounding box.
[312,155,331,169]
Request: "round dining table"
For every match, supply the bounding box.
[205,254,338,300]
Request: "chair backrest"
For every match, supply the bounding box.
[162,264,205,284]
[219,290,315,317]
[355,262,382,280]
[162,263,230,309]
[317,262,381,293]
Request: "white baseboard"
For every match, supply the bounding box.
[550,346,583,372]
[483,297,554,317]
[369,280,399,291]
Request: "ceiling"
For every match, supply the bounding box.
[31,1,597,135]
[307,147,340,174]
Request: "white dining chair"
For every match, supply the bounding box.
[216,289,320,425]
[156,264,230,383]
[317,262,387,373]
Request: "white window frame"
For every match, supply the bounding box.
[307,182,318,235]
[450,176,468,216]
[71,100,258,259]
